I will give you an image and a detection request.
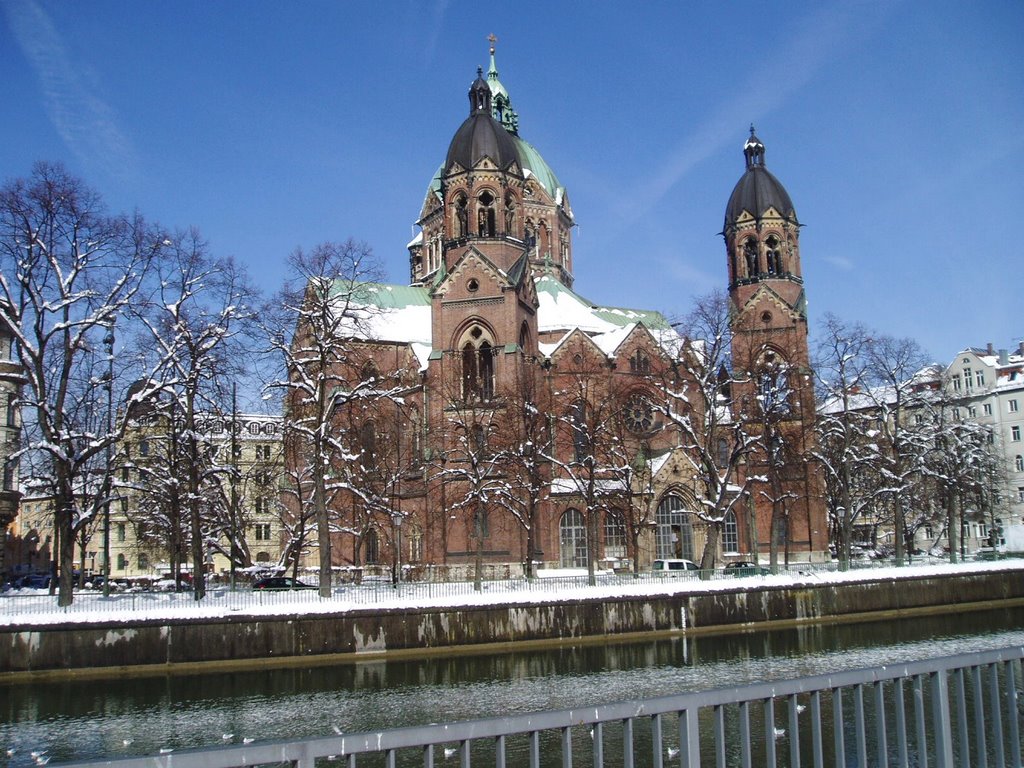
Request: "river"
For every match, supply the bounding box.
[2,606,1023,765]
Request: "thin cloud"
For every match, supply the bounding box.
[616,3,891,227]
[822,255,853,271]
[421,0,451,65]
[4,0,137,182]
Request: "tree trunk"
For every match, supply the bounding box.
[313,457,332,598]
[473,497,485,592]
[700,521,721,574]
[946,490,959,564]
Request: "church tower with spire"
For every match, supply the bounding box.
[723,127,827,562]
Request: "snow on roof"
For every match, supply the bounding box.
[549,477,629,495]
[536,276,681,359]
[334,282,432,346]
[406,231,423,249]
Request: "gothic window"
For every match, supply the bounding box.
[460,324,495,402]
[524,220,536,251]
[656,494,694,560]
[559,508,588,567]
[117,553,127,571]
[765,235,782,274]
[743,238,758,277]
[473,505,490,539]
[454,194,468,237]
[360,420,376,466]
[717,437,730,467]
[629,350,650,374]
[471,423,487,457]
[723,510,739,553]
[477,191,496,236]
[408,524,423,562]
[519,322,530,353]
[604,509,627,559]
[364,528,379,564]
[570,400,592,463]
[757,351,792,414]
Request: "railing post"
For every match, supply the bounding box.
[930,669,954,768]
[1006,659,1021,768]
[678,705,700,768]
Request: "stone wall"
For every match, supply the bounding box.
[3,570,1022,677]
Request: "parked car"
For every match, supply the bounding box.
[651,558,700,573]
[252,576,317,591]
[17,573,53,589]
[724,561,770,577]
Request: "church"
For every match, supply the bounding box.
[291,43,828,578]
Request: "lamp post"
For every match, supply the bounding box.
[391,511,403,590]
[102,322,115,597]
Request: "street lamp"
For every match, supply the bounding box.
[391,511,403,590]
[102,321,115,597]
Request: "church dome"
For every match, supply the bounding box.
[444,68,519,172]
[724,127,797,227]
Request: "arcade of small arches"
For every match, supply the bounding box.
[556,493,741,568]
[733,231,796,283]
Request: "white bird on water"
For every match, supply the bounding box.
[242,738,255,744]
[667,745,680,758]
[443,746,458,758]
[796,703,807,714]
[773,727,786,739]
[221,734,233,741]
[35,756,51,766]
[121,739,133,748]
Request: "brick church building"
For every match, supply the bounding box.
[288,44,827,579]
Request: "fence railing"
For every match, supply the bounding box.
[0,557,998,621]
[54,646,1024,768]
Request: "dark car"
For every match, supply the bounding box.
[18,573,53,589]
[252,576,316,591]
[724,561,770,577]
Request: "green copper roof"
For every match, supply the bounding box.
[487,45,518,134]
[512,135,563,200]
[333,280,431,309]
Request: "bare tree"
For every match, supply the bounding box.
[864,334,931,566]
[813,314,891,567]
[0,163,166,605]
[660,291,757,569]
[137,229,259,599]
[267,241,398,597]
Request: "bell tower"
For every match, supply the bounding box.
[723,127,827,562]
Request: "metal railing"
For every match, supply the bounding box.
[1,556,1004,621]
[56,646,1024,768]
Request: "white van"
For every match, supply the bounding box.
[652,558,700,573]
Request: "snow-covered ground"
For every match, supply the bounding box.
[2,559,1021,628]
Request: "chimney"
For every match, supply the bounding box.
[1019,341,1024,357]
[986,342,995,355]
[999,349,1009,366]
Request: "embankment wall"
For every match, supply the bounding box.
[2,569,1022,678]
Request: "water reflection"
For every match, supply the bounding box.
[2,608,1022,765]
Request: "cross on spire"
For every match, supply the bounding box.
[488,33,498,54]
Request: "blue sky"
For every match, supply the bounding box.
[1,0,1021,364]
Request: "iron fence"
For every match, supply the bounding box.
[0,557,991,621]
[53,645,1024,768]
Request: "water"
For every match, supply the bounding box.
[2,607,1022,765]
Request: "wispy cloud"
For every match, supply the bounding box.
[4,0,137,181]
[822,254,853,271]
[421,0,451,65]
[615,3,890,227]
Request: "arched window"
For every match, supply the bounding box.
[364,529,380,565]
[460,324,495,402]
[454,194,468,237]
[1016,455,1023,472]
[604,509,627,560]
[656,494,694,560]
[560,508,588,568]
[765,235,781,274]
[360,420,376,466]
[629,350,650,374]
[477,191,496,236]
[743,238,758,277]
[570,400,592,463]
[408,524,423,562]
[717,437,730,468]
[116,553,128,571]
[519,322,530,353]
[723,510,739,553]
